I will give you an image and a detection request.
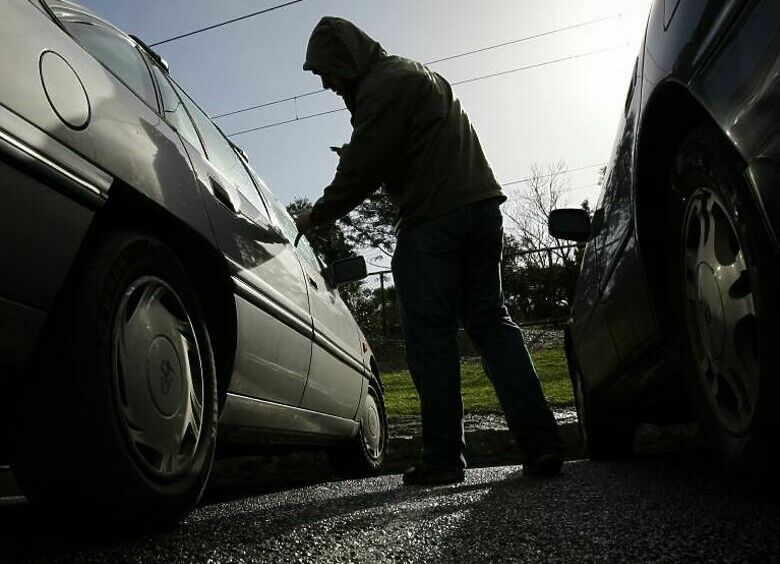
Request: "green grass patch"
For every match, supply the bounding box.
[381,345,573,417]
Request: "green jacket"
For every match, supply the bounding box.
[304,17,505,232]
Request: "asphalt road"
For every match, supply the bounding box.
[1,450,779,563]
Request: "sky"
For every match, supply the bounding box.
[77,0,653,264]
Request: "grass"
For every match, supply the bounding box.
[381,345,573,417]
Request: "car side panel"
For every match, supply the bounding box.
[0,296,47,373]
[689,0,780,250]
[1,1,214,246]
[0,148,90,370]
[218,392,359,448]
[642,0,738,94]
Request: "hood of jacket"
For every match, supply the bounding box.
[303,17,386,85]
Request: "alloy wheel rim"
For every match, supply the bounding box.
[682,187,759,435]
[112,276,205,478]
[361,390,384,460]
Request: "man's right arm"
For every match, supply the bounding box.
[309,78,410,226]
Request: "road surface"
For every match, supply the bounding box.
[1,450,778,563]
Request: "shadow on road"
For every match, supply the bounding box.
[2,421,778,564]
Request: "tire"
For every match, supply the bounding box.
[672,123,779,474]
[328,379,387,477]
[11,230,218,528]
[570,356,634,460]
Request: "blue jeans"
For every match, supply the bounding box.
[392,197,558,469]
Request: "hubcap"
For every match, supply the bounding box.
[113,276,205,478]
[682,188,759,435]
[361,391,384,460]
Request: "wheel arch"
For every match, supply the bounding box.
[634,80,717,334]
[66,183,238,409]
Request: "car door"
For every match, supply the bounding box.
[252,180,364,419]
[295,236,365,419]
[158,72,312,407]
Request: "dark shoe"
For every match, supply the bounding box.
[513,425,564,477]
[523,443,564,477]
[402,465,465,486]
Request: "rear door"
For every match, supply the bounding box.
[157,72,312,407]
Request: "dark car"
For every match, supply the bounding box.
[549,0,779,471]
[0,0,387,525]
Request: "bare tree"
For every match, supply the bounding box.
[503,161,577,268]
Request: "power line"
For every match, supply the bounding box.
[212,88,323,119]
[211,15,621,120]
[149,0,307,47]
[425,14,620,65]
[452,44,624,87]
[227,45,628,138]
[500,163,605,188]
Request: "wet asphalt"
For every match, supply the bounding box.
[1,450,779,563]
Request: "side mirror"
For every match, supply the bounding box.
[326,256,368,286]
[548,209,591,242]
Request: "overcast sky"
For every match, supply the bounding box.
[78,0,652,234]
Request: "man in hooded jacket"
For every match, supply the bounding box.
[296,17,563,485]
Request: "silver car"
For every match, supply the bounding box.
[0,0,387,525]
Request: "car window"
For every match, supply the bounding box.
[169,81,269,222]
[65,22,157,109]
[151,65,203,153]
[296,235,322,270]
[254,180,300,244]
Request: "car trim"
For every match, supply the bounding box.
[0,127,107,206]
[312,327,366,377]
[231,273,367,378]
[232,275,314,339]
[220,392,360,437]
[0,107,110,205]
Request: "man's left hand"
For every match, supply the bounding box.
[295,209,314,235]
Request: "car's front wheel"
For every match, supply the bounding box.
[673,124,779,474]
[12,230,218,528]
[328,379,387,477]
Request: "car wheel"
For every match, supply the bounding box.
[673,124,779,474]
[328,379,387,477]
[570,356,634,460]
[12,230,218,528]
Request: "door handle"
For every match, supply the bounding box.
[308,276,319,291]
[210,178,238,214]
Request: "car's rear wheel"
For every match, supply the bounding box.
[328,379,387,477]
[673,124,779,474]
[12,230,218,528]
[570,355,634,460]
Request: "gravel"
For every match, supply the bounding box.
[1,452,778,563]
